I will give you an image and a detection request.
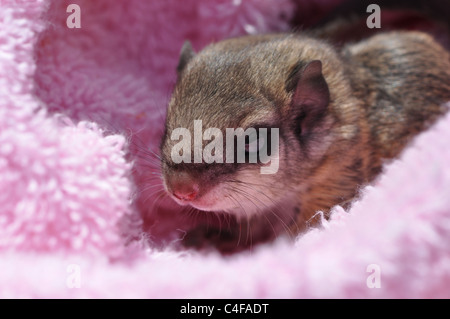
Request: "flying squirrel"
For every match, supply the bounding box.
[158,3,450,252]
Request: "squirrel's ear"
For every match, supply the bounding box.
[287,60,330,111]
[286,60,330,135]
[177,41,196,75]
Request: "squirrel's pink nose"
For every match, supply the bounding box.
[169,172,199,202]
[173,188,198,201]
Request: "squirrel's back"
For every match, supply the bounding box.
[344,31,450,175]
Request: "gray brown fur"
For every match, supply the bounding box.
[160,31,450,244]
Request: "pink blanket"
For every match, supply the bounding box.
[1,0,449,298]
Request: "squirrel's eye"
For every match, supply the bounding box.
[245,136,265,153]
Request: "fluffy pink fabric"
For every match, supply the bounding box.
[1,0,449,298]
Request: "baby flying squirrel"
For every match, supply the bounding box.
[159,31,450,248]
